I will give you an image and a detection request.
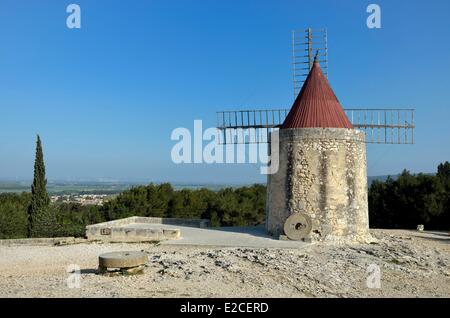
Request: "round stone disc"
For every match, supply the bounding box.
[283,213,312,241]
[99,251,148,268]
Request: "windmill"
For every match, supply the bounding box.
[215,28,415,243]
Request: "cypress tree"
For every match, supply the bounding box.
[28,135,56,237]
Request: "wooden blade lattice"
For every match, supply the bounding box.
[216,108,415,144]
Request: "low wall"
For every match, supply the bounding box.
[0,237,81,246]
[85,216,210,242]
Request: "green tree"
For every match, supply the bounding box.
[28,135,57,237]
[0,193,30,239]
[436,161,450,227]
[437,162,450,180]
[368,163,450,230]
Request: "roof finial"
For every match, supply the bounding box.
[314,50,319,63]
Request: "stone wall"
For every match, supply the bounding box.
[85,216,210,242]
[266,128,371,243]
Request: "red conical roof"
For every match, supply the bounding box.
[282,56,352,129]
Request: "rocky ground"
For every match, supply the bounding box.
[0,229,449,298]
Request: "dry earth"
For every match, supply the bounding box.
[0,229,449,298]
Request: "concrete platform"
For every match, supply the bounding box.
[158,224,309,248]
[85,216,208,242]
[86,216,309,248]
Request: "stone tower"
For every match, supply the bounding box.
[266,55,371,243]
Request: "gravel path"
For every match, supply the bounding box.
[0,229,449,298]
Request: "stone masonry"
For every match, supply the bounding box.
[266,128,371,243]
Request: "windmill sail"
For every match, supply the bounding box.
[216,28,415,145]
[292,28,328,97]
[216,108,414,144]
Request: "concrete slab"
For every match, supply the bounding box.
[86,216,309,248]
[154,224,310,248]
[85,216,209,242]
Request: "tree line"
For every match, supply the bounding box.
[368,162,450,230]
[0,134,448,239]
[1,162,448,239]
[0,135,266,238]
[0,183,267,238]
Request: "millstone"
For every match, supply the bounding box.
[98,251,148,269]
[283,213,312,241]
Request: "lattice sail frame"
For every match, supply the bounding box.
[293,28,328,98]
[216,108,415,144]
[215,28,416,145]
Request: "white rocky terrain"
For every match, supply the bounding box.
[0,229,449,297]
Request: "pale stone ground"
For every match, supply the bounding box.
[0,229,449,298]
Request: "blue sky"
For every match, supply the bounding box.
[1,0,449,183]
